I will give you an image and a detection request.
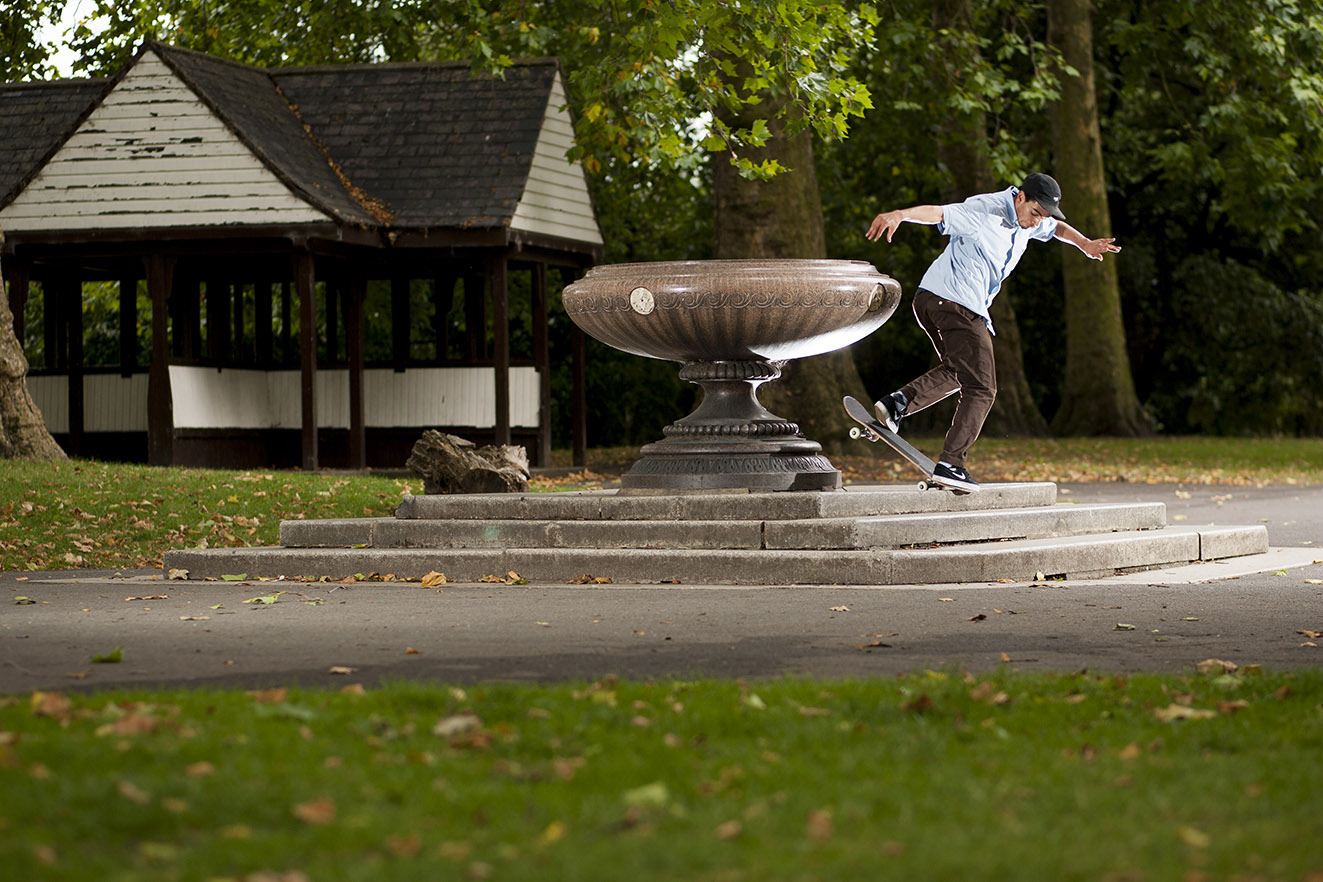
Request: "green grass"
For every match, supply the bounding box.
[3,436,1322,572]
[4,669,1322,881]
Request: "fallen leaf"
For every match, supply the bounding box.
[117,779,151,805]
[1000,652,1012,663]
[292,796,337,825]
[13,596,36,605]
[125,595,168,602]
[1114,623,1137,631]
[1298,629,1323,639]
[91,646,124,664]
[1154,704,1217,722]
[968,613,986,622]
[168,568,189,581]
[220,573,249,582]
[521,818,564,847]
[715,820,742,840]
[1196,658,1239,674]
[328,666,355,675]
[829,605,850,612]
[433,714,482,737]
[1217,699,1251,715]
[938,597,955,602]
[405,647,420,654]
[243,592,284,605]
[421,571,447,588]
[535,621,551,627]
[805,809,834,841]
[621,781,670,808]
[179,615,209,621]
[1178,826,1211,849]
[1118,742,1143,760]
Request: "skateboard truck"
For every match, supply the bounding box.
[843,396,969,495]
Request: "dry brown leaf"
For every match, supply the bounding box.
[829,605,850,612]
[1154,704,1217,723]
[715,820,743,840]
[186,761,215,778]
[1297,629,1323,639]
[433,713,482,737]
[117,779,151,805]
[805,809,835,841]
[249,688,289,704]
[292,796,337,825]
[421,571,447,588]
[1196,658,1239,674]
[1118,742,1143,760]
[328,666,355,675]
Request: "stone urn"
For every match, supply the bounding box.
[563,259,902,491]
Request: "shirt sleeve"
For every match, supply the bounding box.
[1032,217,1059,241]
[938,192,1000,238]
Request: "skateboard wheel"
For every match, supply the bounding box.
[849,427,862,439]
[917,480,929,491]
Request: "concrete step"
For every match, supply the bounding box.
[165,524,1268,586]
[279,502,1168,551]
[393,482,1058,521]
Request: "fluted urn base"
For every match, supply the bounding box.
[620,360,840,492]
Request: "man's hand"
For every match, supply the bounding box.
[866,210,905,243]
[1081,237,1122,261]
[866,205,943,242]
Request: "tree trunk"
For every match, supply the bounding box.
[713,100,868,453]
[0,241,66,460]
[1047,0,1152,436]
[932,0,1049,439]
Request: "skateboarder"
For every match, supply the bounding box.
[865,172,1121,492]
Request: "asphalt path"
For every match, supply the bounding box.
[3,483,1320,693]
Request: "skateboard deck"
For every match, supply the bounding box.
[843,396,967,494]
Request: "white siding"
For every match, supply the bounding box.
[0,51,329,232]
[509,71,603,246]
[170,365,539,430]
[25,376,68,435]
[21,374,146,433]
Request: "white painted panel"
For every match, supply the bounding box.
[167,366,538,430]
[84,374,149,432]
[170,366,273,429]
[0,49,329,232]
[24,376,68,435]
[509,71,603,246]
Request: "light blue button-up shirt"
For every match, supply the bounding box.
[917,186,1058,335]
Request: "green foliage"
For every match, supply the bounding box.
[0,0,62,80]
[4,672,1323,879]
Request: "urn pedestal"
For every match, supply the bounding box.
[563,259,902,491]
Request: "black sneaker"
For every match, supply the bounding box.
[873,392,908,434]
[930,461,979,493]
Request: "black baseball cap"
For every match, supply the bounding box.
[1021,172,1065,220]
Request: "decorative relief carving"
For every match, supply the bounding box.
[566,286,872,314]
[625,454,836,476]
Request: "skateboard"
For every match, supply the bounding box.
[842,395,969,495]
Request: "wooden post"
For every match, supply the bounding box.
[280,280,293,365]
[255,281,273,366]
[294,251,318,471]
[433,272,456,361]
[119,277,137,378]
[391,276,410,373]
[326,279,340,364]
[346,277,366,470]
[65,279,83,455]
[206,278,228,364]
[7,259,28,347]
[463,271,485,361]
[531,261,551,467]
[42,282,59,368]
[145,255,175,465]
[489,255,510,446]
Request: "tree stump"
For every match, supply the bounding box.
[405,430,529,494]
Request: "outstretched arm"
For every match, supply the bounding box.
[1054,222,1122,260]
[866,205,944,243]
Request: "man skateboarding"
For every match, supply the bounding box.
[865,172,1120,492]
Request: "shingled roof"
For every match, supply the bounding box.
[0,42,599,246]
[0,78,108,210]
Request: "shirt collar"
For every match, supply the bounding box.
[1000,187,1019,229]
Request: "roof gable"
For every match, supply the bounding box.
[0,48,333,232]
[0,44,602,250]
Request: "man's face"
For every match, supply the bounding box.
[1014,192,1051,229]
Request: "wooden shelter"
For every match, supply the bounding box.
[0,42,602,469]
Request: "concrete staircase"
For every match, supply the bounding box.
[164,483,1270,585]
